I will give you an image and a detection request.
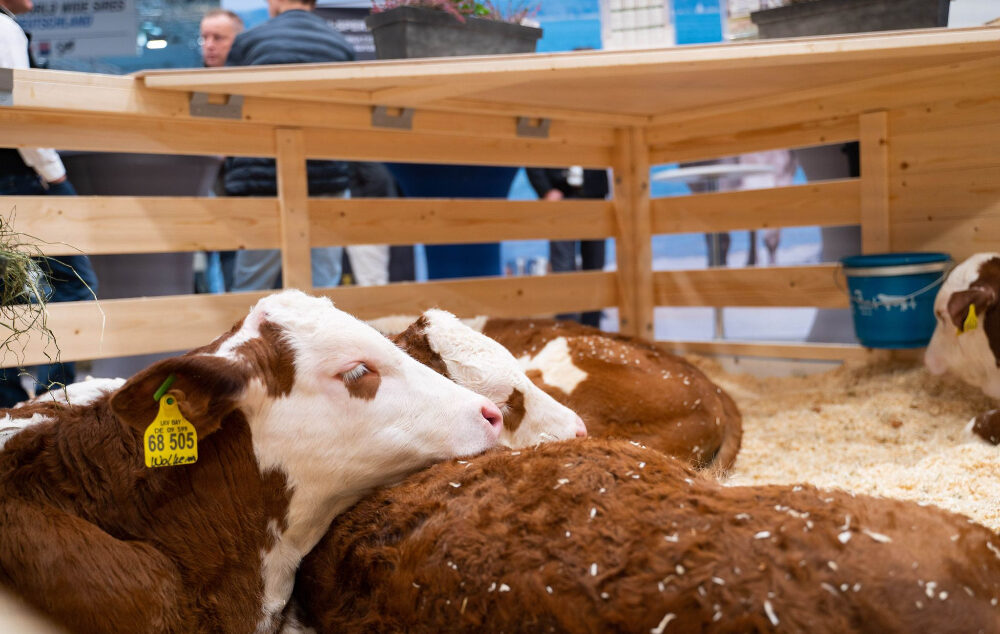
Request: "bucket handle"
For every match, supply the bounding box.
[834,261,954,311]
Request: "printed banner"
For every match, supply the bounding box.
[19,0,137,60]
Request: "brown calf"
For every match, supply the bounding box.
[481,318,743,471]
[0,291,502,633]
[296,438,1000,633]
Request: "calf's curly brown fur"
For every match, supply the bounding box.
[296,438,1000,634]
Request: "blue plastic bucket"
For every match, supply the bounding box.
[840,252,952,349]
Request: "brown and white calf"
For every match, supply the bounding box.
[925,253,1000,445]
[0,290,504,634]
[478,317,741,470]
[389,310,587,447]
[296,438,1000,633]
[372,316,742,470]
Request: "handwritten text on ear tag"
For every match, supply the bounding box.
[962,304,979,335]
[144,392,198,468]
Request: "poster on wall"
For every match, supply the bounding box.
[18,0,137,60]
[313,6,375,60]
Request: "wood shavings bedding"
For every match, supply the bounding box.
[688,359,1000,531]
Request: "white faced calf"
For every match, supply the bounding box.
[0,290,501,634]
[925,253,1000,445]
[390,309,587,447]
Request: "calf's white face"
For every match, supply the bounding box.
[394,309,586,448]
[218,292,503,489]
[925,253,1000,399]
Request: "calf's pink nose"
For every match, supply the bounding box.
[481,403,503,437]
[575,415,588,438]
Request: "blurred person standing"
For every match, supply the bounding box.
[526,166,610,329]
[196,9,244,293]
[0,0,98,405]
[225,0,355,291]
[200,9,243,68]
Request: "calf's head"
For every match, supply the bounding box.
[925,253,1000,398]
[110,290,503,494]
[392,309,586,447]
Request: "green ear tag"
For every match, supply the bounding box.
[143,394,198,468]
[962,304,979,334]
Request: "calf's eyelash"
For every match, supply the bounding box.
[341,363,369,383]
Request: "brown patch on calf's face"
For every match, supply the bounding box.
[192,317,246,355]
[391,316,450,378]
[235,320,296,398]
[344,371,381,401]
[971,410,1000,445]
[502,388,526,433]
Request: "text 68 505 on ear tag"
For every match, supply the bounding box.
[143,395,198,468]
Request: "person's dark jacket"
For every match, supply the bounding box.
[525,167,609,200]
[224,9,354,196]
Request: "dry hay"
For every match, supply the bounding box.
[690,358,1000,531]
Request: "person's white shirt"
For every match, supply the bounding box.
[0,5,66,183]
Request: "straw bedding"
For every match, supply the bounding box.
[690,359,1000,531]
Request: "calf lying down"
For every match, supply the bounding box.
[0,291,504,633]
[925,252,1000,445]
[389,310,587,446]
[296,438,1000,633]
[372,316,743,471]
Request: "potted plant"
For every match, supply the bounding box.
[365,0,542,59]
[365,0,543,279]
[749,0,950,39]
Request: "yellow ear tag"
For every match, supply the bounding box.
[962,304,979,334]
[143,394,198,468]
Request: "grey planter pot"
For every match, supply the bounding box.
[750,0,950,38]
[365,6,542,59]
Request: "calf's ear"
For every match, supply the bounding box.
[946,286,998,331]
[110,354,249,437]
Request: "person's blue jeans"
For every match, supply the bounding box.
[229,190,348,291]
[0,172,98,406]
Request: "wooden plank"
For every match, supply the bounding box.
[630,127,655,340]
[0,196,278,255]
[650,180,860,235]
[320,270,618,321]
[2,273,619,366]
[611,128,639,337]
[859,111,891,254]
[644,57,1000,147]
[648,115,858,165]
[302,127,613,168]
[888,86,1000,137]
[8,69,616,148]
[660,340,870,362]
[6,292,269,368]
[891,120,1000,176]
[891,165,1000,221]
[0,196,618,255]
[0,109,276,157]
[648,54,1000,129]
[892,214,1000,263]
[139,27,1000,96]
[275,128,312,290]
[653,265,848,309]
[0,107,612,167]
[310,199,615,246]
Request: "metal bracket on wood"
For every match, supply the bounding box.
[189,92,244,119]
[516,117,550,139]
[0,68,13,107]
[371,105,414,130]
